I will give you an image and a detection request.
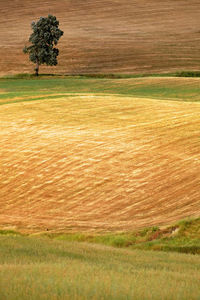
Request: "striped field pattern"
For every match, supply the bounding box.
[1,0,200,75]
[0,77,199,232]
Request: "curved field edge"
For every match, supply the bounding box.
[1,217,200,255]
[1,77,200,106]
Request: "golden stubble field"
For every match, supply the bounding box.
[0,93,199,232]
[1,0,200,75]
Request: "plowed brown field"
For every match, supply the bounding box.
[0,93,199,232]
[1,0,200,75]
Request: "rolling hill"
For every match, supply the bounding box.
[0,77,199,232]
[1,0,200,75]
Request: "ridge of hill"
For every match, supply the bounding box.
[0,77,200,232]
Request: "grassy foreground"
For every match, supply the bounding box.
[0,234,200,300]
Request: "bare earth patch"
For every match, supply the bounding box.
[1,0,200,75]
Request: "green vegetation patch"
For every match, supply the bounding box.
[0,229,22,236]
[1,218,199,255]
[1,76,200,106]
[40,218,200,255]
[0,234,200,300]
[3,71,200,79]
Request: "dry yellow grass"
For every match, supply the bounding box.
[0,93,199,232]
[1,0,200,75]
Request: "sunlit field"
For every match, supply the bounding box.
[1,1,200,299]
[0,76,200,299]
[0,76,200,232]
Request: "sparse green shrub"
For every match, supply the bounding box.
[176,71,200,77]
[0,230,22,236]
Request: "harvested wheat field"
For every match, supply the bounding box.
[0,77,199,232]
[1,0,200,75]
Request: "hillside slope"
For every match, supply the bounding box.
[0,77,199,232]
[1,0,200,75]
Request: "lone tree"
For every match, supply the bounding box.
[23,15,63,76]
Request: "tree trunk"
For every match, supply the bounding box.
[35,60,39,76]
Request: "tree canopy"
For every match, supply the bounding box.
[23,15,64,76]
